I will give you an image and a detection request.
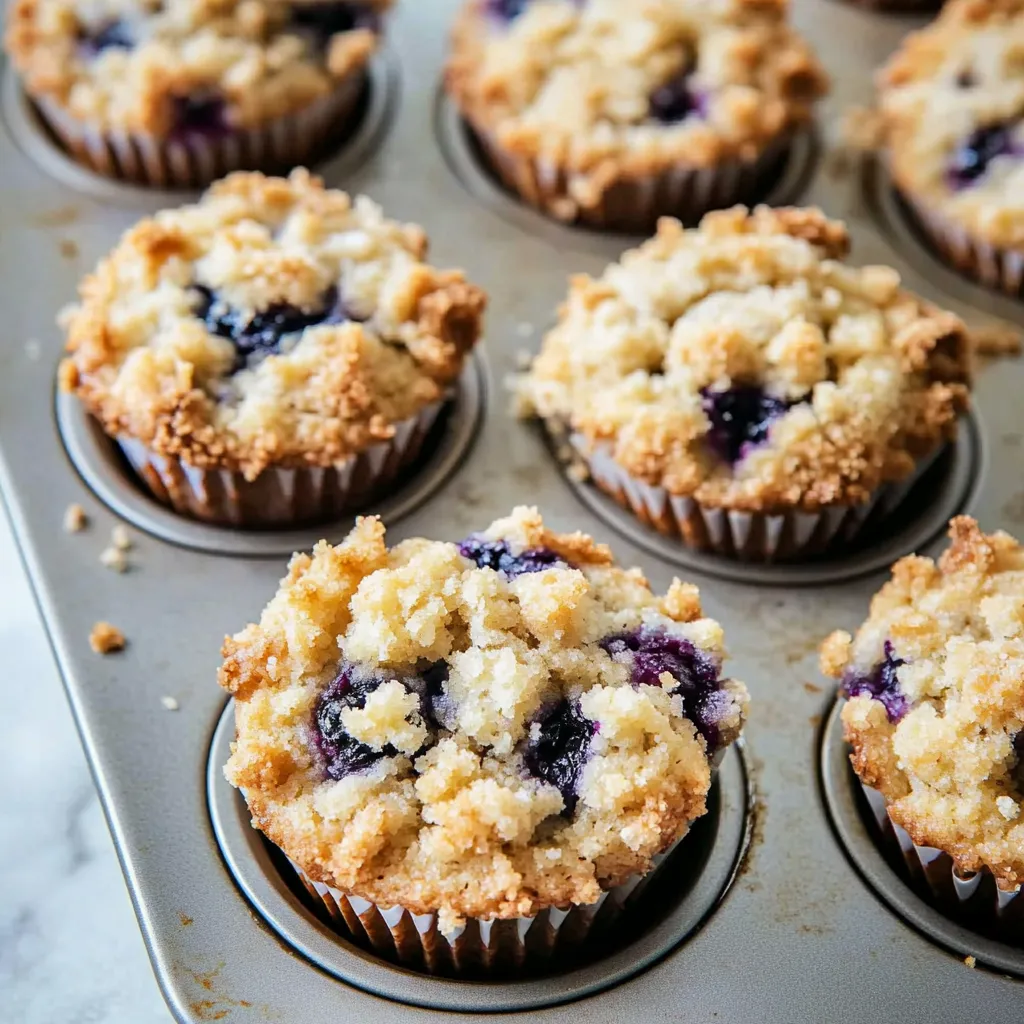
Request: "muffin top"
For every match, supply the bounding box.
[6,0,391,133]
[878,0,1024,250]
[446,0,827,198]
[518,206,972,513]
[221,506,748,927]
[822,517,1024,890]
[59,170,486,479]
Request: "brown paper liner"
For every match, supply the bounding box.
[116,401,442,528]
[901,191,1024,299]
[472,126,789,233]
[860,783,1024,938]
[288,835,681,979]
[574,434,942,563]
[33,69,366,189]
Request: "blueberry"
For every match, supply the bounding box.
[841,641,908,723]
[649,73,701,124]
[78,19,133,56]
[171,95,228,139]
[457,536,566,578]
[600,628,727,749]
[955,69,976,89]
[485,0,529,21]
[191,285,344,371]
[523,699,595,815]
[948,123,1016,188]
[290,2,380,40]
[313,661,441,779]
[701,386,791,465]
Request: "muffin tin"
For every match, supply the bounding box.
[2,2,1024,1021]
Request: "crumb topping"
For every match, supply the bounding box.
[90,620,125,653]
[823,517,1024,890]
[6,0,392,133]
[446,0,827,202]
[60,170,486,479]
[221,506,748,926]
[518,206,972,513]
[878,0,1024,249]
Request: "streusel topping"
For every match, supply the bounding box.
[447,0,826,193]
[7,0,391,133]
[60,170,486,479]
[519,206,971,512]
[822,517,1024,891]
[878,0,1024,249]
[221,507,748,927]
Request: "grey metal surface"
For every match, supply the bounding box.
[1,2,1024,1022]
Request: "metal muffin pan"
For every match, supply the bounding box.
[2,2,1024,1021]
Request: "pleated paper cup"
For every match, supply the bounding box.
[289,835,682,978]
[859,783,1024,935]
[901,191,1024,299]
[471,127,789,233]
[33,70,365,189]
[116,401,442,528]
[574,434,942,563]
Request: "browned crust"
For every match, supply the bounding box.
[443,0,828,208]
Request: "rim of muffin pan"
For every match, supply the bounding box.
[207,698,753,1012]
[433,88,821,245]
[861,154,1024,319]
[0,46,399,206]
[54,351,488,558]
[543,409,983,588]
[820,697,1024,976]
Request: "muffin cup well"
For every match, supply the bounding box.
[471,127,789,233]
[902,192,1024,299]
[573,434,942,563]
[116,401,442,528]
[33,70,366,189]
[289,835,683,978]
[859,783,1024,933]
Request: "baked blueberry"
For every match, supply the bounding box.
[458,536,566,578]
[649,73,703,123]
[314,664,397,779]
[79,20,133,56]
[523,699,595,815]
[485,0,529,22]
[171,94,228,138]
[947,123,1017,188]
[701,386,791,465]
[841,640,907,723]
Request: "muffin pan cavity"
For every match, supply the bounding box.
[54,352,487,557]
[546,410,982,587]
[434,89,819,242]
[0,47,399,205]
[207,700,752,1012]
[821,698,1024,975]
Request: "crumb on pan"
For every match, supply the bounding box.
[89,621,125,654]
[972,324,1022,358]
[111,524,132,550]
[100,546,128,573]
[161,695,180,711]
[63,503,88,533]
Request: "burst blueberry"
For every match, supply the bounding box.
[841,641,908,723]
[600,628,727,749]
[947,123,1017,188]
[486,0,530,21]
[458,536,566,578]
[701,386,791,465]
[649,72,703,123]
[171,94,228,139]
[523,699,595,815]
[78,19,133,56]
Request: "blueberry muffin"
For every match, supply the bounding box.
[878,0,1024,296]
[445,0,827,232]
[221,506,748,970]
[518,206,972,562]
[6,0,391,187]
[58,169,486,527]
[821,517,1024,920]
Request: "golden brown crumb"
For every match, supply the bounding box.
[89,621,125,654]
[63,503,88,533]
[964,955,977,968]
[972,324,1023,358]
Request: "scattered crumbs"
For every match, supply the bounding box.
[161,695,180,712]
[804,681,823,695]
[515,321,536,339]
[111,524,133,550]
[63,503,88,533]
[179,913,194,927]
[973,323,1022,357]
[24,339,41,361]
[964,955,977,969]
[59,238,79,260]
[89,621,125,654]
[515,347,533,369]
[100,546,128,573]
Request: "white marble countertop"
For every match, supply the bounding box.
[0,504,172,1023]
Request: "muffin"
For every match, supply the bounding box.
[220,506,749,973]
[445,0,827,232]
[877,0,1024,296]
[518,206,972,562]
[58,169,487,528]
[821,517,1024,930]
[5,0,391,187]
